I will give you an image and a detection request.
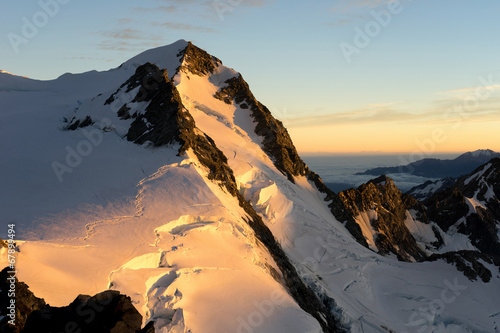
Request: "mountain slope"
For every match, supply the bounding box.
[406,177,456,200]
[338,175,428,261]
[425,158,500,257]
[1,41,499,333]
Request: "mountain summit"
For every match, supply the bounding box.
[1,41,499,333]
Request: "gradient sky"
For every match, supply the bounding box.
[1,0,500,154]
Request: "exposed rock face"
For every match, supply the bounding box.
[65,115,94,131]
[176,41,222,76]
[333,160,500,282]
[427,250,500,283]
[0,269,155,333]
[105,62,189,148]
[338,176,428,261]
[425,158,500,257]
[0,268,46,333]
[22,290,154,333]
[104,62,238,191]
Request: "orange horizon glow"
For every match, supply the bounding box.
[288,121,500,155]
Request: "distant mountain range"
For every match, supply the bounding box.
[356,149,500,178]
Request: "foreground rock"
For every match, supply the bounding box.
[0,267,154,333]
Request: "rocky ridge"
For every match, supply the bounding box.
[0,267,155,333]
[338,175,429,261]
[337,159,500,282]
[102,46,344,332]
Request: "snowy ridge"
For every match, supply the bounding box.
[406,177,455,200]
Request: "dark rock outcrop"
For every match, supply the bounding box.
[0,268,46,333]
[427,251,500,283]
[65,115,94,131]
[176,41,221,76]
[425,158,500,257]
[22,290,148,333]
[0,268,155,333]
[338,175,428,262]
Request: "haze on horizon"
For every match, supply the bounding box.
[1,0,499,154]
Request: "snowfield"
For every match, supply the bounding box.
[1,40,499,332]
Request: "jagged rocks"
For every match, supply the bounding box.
[176,42,221,76]
[338,175,428,262]
[0,268,46,333]
[65,115,94,131]
[0,267,155,333]
[425,158,500,257]
[425,187,470,232]
[22,290,154,333]
[427,251,500,283]
[105,63,190,147]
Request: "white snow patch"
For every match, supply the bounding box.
[411,179,445,197]
[404,210,437,247]
[354,210,379,251]
[464,163,491,185]
[436,219,478,253]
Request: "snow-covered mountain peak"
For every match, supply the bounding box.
[2,42,500,333]
[121,39,190,78]
[470,148,496,158]
[455,148,500,162]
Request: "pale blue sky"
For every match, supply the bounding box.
[1,0,500,153]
